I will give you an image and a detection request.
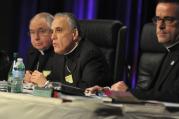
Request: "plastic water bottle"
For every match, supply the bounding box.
[11,58,25,93]
[7,52,18,92]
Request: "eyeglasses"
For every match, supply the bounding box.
[152,16,178,25]
[29,28,52,37]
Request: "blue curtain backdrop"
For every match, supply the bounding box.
[0,0,156,88]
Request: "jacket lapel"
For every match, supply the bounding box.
[156,52,179,89]
[65,43,81,84]
[29,50,39,70]
[69,59,77,74]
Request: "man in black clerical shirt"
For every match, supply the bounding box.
[24,12,55,87]
[29,12,111,90]
[86,0,179,102]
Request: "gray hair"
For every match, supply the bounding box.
[54,12,81,36]
[30,12,54,28]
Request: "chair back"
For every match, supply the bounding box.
[137,23,167,90]
[79,20,125,83]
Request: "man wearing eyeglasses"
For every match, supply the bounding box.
[24,12,57,87]
[86,0,179,102]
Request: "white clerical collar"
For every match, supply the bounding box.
[166,40,179,52]
[38,50,44,55]
[64,42,79,55]
[38,45,51,55]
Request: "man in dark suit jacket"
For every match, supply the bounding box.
[49,39,111,89]
[26,46,53,72]
[24,12,56,86]
[86,0,179,102]
[30,12,112,91]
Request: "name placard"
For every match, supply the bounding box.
[33,87,53,97]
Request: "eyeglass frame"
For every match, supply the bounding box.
[152,16,178,25]
[28,28,52,37]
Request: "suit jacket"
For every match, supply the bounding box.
[49,39,112,89]
[133,43,179,102]
[26,46,55,79]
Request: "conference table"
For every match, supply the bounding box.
[0,91,179,119]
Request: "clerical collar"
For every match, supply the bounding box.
[64,42,79,55]
[39,50,45,55]
[166,40,179,52]
[38,45,52,55]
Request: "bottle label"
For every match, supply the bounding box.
[12,70,25,79]
[10,58,25,93]
[11,77,23,93]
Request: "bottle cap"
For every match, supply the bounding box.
[17,58,23,62]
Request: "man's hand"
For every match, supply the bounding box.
[30,70,47,87]
[85,85,103,96]
[24,70,32,83]
[111,81,128,92]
